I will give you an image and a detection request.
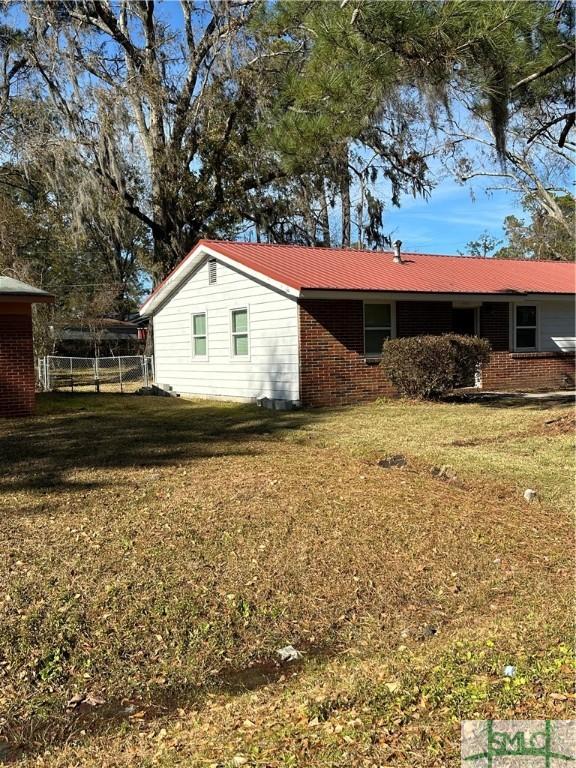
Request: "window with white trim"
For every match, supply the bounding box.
[515,305,537,350]
[364,303,392,356]
[191,312,207,357]
[231,308,249,357]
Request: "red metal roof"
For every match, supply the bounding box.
[141,240,576,314]
[199,240,575,295]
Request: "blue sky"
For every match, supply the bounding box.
[381,179,523,255]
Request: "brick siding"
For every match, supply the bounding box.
[478,301,575,390]
[397,300,452,336]
[299,299,394,407]
[479,302,509,351]
[0,308,36,417]
[299,299,456,407]
[299,298,574,406]
[481,350,575,391]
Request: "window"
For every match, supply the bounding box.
[364,303,392,356]
[515,305,537,350]
[231,308,249,357]
[208,259,217,285]
[192,312,207,357]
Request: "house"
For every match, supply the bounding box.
[139,240,576,407]
[50,317,145,356]
[0,276,54,417]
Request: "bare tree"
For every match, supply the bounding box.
[446,105,574,238]
[7,0,290,277]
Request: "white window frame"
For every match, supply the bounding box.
[191,311,208,360]
[363,300,395,358]
[514,303,538,352]
[230,306,250,360]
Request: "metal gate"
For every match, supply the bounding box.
[38,356,154,393]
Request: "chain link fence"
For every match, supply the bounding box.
[37,356,154,393]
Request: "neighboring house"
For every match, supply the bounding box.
[140,240,576,407]
[50,317,145,356]
[0,276,54,417]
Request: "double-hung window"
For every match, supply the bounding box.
[515,305,537,351]
[192,312,207,358]
[231,308,249,357]
[364,303,392,357]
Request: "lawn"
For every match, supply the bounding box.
[0,393,574,767]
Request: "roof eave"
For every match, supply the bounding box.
[300,288,574,300]
[0,292,55,303]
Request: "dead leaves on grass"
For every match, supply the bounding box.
[1,395,574,767]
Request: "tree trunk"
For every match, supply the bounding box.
[340,145,351,247]
[302,184,316,245]
[319,182,331,246]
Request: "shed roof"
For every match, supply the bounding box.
[0,276,54,302]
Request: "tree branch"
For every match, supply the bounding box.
[511,51,574,92]
[527,110,575,145]
[558,112,575,148]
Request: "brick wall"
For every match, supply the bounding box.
[299,299,394,407]
[299,297,574,406]
[478,301,575,390]
[480,302,509,351]
[481,351,575,391]
[298,299,456,407]
[0,305,36,417]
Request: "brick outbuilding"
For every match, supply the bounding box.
[0,277,54,417]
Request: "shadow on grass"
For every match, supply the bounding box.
[444,391,575,410]
[0,393,312,493]
[1,645,336,764]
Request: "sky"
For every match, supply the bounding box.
[380,179,523,255]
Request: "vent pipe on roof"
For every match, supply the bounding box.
[392,239,403,264]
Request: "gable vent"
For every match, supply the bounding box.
[208,258,217,284]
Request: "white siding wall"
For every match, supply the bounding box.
[152,259,300,401]
[538,300,575,352]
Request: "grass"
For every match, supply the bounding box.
[0,392,574,767]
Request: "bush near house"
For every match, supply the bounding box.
[381,334,491,399]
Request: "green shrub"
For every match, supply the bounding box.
[380,334,491,399]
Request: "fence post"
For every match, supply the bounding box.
[142,356,147,388]
[94,357,100,393]
[70,357,74,392]
[118,357,123,393]
[45,356,50,391]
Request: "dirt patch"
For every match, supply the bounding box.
[542,413,576,435]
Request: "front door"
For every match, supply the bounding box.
[451,307,480,387]
[452,307,477,336]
